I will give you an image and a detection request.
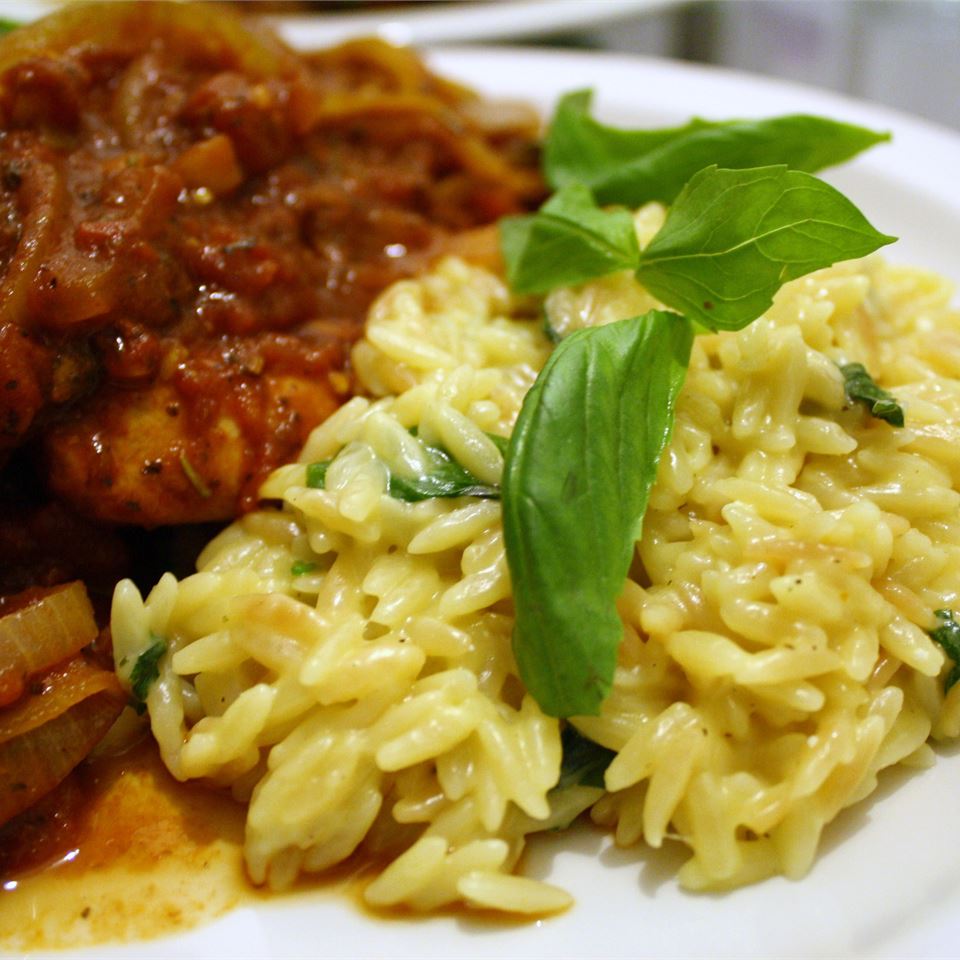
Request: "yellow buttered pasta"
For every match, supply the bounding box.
[112,207,960,911]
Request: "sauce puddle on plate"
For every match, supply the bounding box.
[0,742,252,950]
[0,738,538,950]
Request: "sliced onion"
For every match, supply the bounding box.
[0,655,122,744]
[0,581,98,708]
[0,664,124,826]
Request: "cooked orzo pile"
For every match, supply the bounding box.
[112,200,960,908]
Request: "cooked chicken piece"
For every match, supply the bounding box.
[0,2,543,531]
[43,332,351,526]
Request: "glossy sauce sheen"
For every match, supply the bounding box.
[0,738,409,949]
[0,744,253,949]
[0,2,543,595]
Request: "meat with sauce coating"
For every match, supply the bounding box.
[0,2,543,533]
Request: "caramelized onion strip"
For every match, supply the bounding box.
[0,655,122,744]
[0,662,124,825]
[0,581,98,708]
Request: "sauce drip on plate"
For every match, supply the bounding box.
[0,743,250,949]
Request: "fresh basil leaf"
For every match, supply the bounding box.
[929,610,960,692]
[840,362,905,427]
[0,18,20,35]
[500,182,640,294]
[544,90,701,195]
[545,89,891,206]
[291,560,317,577]
[306,447,499,502]
[636,165,896,331]
[557,725,616,790]
[130,636,167,709]
[503,310,693,717]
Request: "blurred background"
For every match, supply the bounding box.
[260,0,958,131]
[567,0,959,131]
[3,0,953,128]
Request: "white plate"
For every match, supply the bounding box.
[14,47,960,960]
[270,0,677,47]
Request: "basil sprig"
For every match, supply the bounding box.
[504,165,895,313]
[840,362,905,426]
[544,90,891,206]
[503,311,692,716]
[499,97,897,718]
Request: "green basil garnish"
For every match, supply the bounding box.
[501,167,893,312]
[498,99,896,719]
[386,443,499,501]
[544,90,890,206]
[636,165,896,331]
[557,725,616,790]
[502,310,693,717]
[306,444,499,503]
[130,636,167,712]
[929,610,960,692]
[840,361,905,427]
[305,461,330,489]
[501,183,639,294]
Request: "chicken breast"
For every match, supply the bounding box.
[0,2,542,530]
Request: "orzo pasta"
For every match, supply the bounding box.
[112,206,960,910]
